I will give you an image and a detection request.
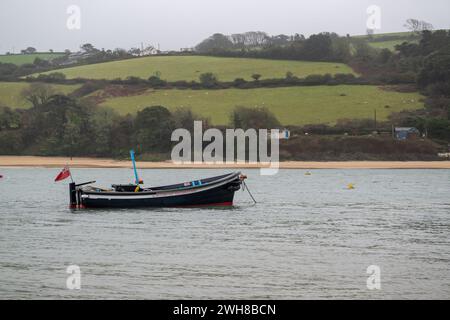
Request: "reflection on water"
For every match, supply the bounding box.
[0,168,449,299]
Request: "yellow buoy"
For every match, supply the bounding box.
[347,183,355,190]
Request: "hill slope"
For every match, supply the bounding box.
[0,53,64,65]
[98,85,424,125]
[37,56,356,81]
[354,31,420,51]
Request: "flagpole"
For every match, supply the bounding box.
[67,164,74,183]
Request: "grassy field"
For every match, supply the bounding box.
[368,39,417,50]
[98,85,424,126]
[353,31,416,39]
[37,56,356,81]
[0,53,64,65]
[353,31,419,51]
[0,82,81,108]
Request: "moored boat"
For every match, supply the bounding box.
[70,172,246,208]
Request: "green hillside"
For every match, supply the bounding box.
[354,31,416,39]
[354,31,420,51]
[98,85,424,125]
[368,39,417,50]
[0,82,80,108]
[0,53,64,65]
[36,56,356,81]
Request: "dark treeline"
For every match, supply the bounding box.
[195,32,352,62]
[349,30,450,85]
[0,60,51,80]
[30,72,363,92]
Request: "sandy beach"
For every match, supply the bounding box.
[0,156,449,169]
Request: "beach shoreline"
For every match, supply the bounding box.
[1,156,450,169]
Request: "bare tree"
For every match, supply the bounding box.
[229,31,270,48]
[230,33,247,48]
[21,83,56,108]
[243,31,269,47]
[404,19,434,33]
[420,21,434,31]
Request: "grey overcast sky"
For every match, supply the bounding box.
[0,0,449,53]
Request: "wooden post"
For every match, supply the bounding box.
[374,109,377,132]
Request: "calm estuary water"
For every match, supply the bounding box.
[0,168,449,299]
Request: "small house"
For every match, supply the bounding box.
[276,129,290,140]
[394,127,420,140]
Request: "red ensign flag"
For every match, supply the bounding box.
[54,166,71,182]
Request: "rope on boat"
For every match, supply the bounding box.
[242,180,257,204]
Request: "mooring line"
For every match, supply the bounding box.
[243,180,257,204]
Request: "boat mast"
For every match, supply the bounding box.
[130,149,139,185]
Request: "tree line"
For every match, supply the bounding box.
[0,43,162,81]
[195,32,352,62]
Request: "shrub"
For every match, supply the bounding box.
[232,78,247,87]
[148,75,167,87]
[36,72,66,82]
[427,118,450,141]
[124,76,146,85]
[304,74,332,85]
[333,73,356,83]
[229,106,281,130]
[199,72,218,88]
